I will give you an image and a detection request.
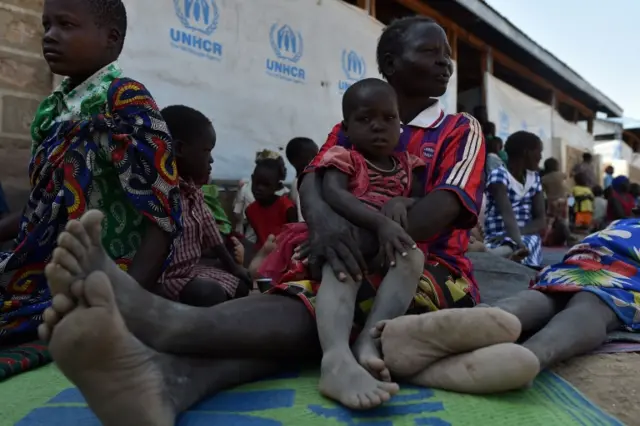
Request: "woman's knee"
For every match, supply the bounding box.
[402,248,425,276]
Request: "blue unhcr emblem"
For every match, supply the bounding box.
[342,50,366,81]
[270,23,304,63]
[174,0,219,35]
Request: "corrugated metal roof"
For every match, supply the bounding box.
[452,0,623,117]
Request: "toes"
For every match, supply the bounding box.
[52,247,83,276]
[379,366,392,383]
[52,294,76,315]
[79,210,105,246]
[378,381,400,395]
[38,323,51,341]
[370,321,387,339]
[43,307,60,327]
[63,220,92,250]
[83,271,116,309]
[45,263,76,296]
[373,387,392,403]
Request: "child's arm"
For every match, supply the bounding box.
[489,182,524,247]
[285,205,298,223]
[323,169,414,263]
[520,191,546,235]
[323,169,388,232]
[0,211,21,243]
[128,221,172,293]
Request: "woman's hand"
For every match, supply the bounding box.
[306,206,367,282]
[380,197,415,229]
[377,219,417,267]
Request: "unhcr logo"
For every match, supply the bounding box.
[266,23,306,84]
[169,0,223,61]
[338,49,366,93]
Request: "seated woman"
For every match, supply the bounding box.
[0,0,181,342]
[260,78,426,409]
[484,131,546,266]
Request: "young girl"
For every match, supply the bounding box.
[607,176,635,221]
[245,152,297,250]
[541,157,569,246]
[159,105,251,307]
[261,78,425,408]
[0,0,181,342]
[484,131,545,267]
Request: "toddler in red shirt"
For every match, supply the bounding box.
[245,154,297,250]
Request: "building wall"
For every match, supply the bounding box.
[0,0,50,208]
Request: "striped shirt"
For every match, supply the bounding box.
[160,180,239,300]
[306,101,485,298]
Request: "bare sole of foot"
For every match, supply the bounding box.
[380,308,522,377]
[352,332,391,382]
[409,343,540,394]
[43,268,175,426]
[319,350,399,410]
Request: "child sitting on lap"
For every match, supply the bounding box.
[159,105,251,307]
[245,153,297,250]
[261,78,425,408]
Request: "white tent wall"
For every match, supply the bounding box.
[485,73,596,168]
[119,0,456,180]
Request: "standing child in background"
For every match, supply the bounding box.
[630,183,640,207]
[485,134,505,177]
[541,158,569,246]
[572,172,594,229]
[245,154,297,250]
[603,165,614,189]
[592,185,607,230]
[261,79,425,407]
[286,137,319,222]
[159,105,251,307]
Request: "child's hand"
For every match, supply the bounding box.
[377,220,416,266]
[380,197,415,230]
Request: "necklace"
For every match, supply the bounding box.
[365,156,397,173]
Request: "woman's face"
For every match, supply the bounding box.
[382,22,454,98]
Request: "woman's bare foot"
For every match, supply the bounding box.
[409,343,540,394]
[319,350,399,410]
[352,331,391,382]
[380,308,522,378]
[43,267,175,426]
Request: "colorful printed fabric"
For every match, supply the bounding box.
[0,64,182,341]
[533,219,640,330]
[201,184,232,235]
[484,166,543,267]
[0,340,50,381]
[305,104,485,304]
[161,180,239,300]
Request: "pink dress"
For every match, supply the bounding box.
[259,146,424,284]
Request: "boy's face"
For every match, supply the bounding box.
[176,126,215,185]
[344,88,400,159]
[382,22,453,98]
[42,0,119,80]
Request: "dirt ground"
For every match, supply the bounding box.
[553,353,640,426]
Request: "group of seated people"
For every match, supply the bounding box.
[1,0,639,424]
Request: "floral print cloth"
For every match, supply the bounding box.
[533,218,640,330]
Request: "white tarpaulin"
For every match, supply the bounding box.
[552,112,595,152]
[485,73,553,160]
[120,0,457,180]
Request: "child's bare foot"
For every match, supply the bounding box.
[381,308,522,377]
[319,350,399,410]
[352,332,391,382]
[249,234,277,278]
[43,268,175,426]
[231,236,245,265]
[409,343,540,394]
[509,247,530,263]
